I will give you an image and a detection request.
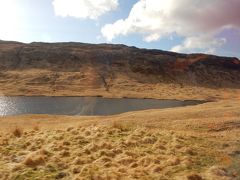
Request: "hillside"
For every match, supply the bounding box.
[0,41,239,100]
[0,41,240,179]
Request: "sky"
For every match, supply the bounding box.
[0,0,239,58]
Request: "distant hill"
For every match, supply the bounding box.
[0,41,239,99]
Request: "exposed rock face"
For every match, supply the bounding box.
[0,41,239,99]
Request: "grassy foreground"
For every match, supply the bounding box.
[0,100,240,179]
[0,124,238,180]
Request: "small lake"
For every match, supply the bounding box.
[0,96,206,116]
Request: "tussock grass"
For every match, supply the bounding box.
[111,120,135,131]
[12,126,23,138]
[0,124,237,180]
[24,154,45,167]
[33,124,40,131]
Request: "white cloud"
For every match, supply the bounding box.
[171,36,226,54]
[101,0,240,53]
[144,33,160,42]
[52,0,119,19]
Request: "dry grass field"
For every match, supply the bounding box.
[0,99,240,180]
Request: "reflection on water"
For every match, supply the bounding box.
[0,96,206,116]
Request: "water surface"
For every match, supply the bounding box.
[0,96,205,116]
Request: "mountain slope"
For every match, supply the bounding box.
[0,41,239,100]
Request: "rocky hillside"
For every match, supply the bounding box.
[0,40,239,99]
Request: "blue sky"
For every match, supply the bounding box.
[0,0,239,58]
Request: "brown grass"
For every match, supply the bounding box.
[0,99,239,179]
[0,67,240,101]
[33,124,40,131]
[0,124,238,179]
[111,120,133,131]
[23,154,45,167]
[187,173,203,180]
[12,126,23,137]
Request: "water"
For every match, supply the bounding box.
[0,96,206,116]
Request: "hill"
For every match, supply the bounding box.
[0,41,239,100]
